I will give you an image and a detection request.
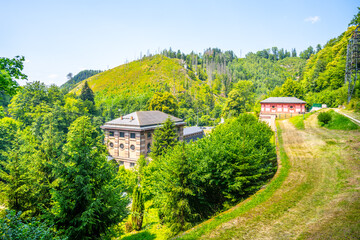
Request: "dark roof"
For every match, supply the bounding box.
[183,126,203,136]
[260,97,306,104]
[101,111,184,130]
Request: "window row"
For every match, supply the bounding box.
[108,131,153,139]
[109,142,152,153]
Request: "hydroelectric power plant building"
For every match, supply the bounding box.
[101,111,185,168]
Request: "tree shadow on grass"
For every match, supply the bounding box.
[121,230,156,240]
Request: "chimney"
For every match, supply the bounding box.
[130,116,134,120]
[120,116,123,120]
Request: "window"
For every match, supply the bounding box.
[272,105,275,109]
[130,162,135,168]
[130,145,135,151]
[130,133,136,139]
[147,132,151,138]
[119,161,124,166]
[147,143,151,153]
[290,106,294,109]
[119,132,125,138]
[109,131,114,137]
[109,142,114,148]
[120,143,124,149]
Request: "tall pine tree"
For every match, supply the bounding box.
[151,117,177,158]
[51,116,129,239]
[79,81,94,104]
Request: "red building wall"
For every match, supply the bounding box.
[261,103,305,114]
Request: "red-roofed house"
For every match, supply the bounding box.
[260,97,306,115]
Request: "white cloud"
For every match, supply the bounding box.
[48,74,58,79]
[305,16,320,24]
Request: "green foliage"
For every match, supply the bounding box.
[0,56,27,97]
[131,186,145,231]
[51,116,129,239]
[0,210,64,240]
[148,92,178,115]
[150,117,177,158]
[147,114,277,234]
[0,70,18,97]
[228,54,305,96]
[79,81,95,104]
[299,46,315,60]
[302,27,354,93]
[281,78,303,98]
[151,143,198,235]
[318,111,332,125]
[222,80,255,117]
[0,117,21,164]
[0,133,34,214]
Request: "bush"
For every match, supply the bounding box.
[318,111,332,125]
[0,210,64,240]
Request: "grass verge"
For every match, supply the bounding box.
[175,122,290,240]
[289,112,313,130]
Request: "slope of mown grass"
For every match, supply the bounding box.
[71,55,200,97]
[187,114,360,239]
[322,110,359,130]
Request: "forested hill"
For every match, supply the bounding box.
[270,26,359,108]
[61,69,102,92]
[69,49,307,125]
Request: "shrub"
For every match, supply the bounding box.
[318,111,332,125]
[0,210,64,240]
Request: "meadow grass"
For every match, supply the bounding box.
[323,110,359,130]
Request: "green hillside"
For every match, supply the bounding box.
[71,55,196,96]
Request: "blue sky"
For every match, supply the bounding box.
[1,0,358,86]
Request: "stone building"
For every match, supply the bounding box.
[101,111,185,168]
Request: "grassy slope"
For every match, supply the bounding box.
[71,55,199,97]
[178,113,360,239]
[324,111,359,130]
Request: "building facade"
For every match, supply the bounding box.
[101,111,185,168]
[260,97,306,116]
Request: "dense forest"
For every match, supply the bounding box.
[0,8,360,240]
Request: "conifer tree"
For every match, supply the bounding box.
[51,116,129,239]
[151,117,177,157]
[153,143,198,234]
[79,81,94,103]
[131,185,144,231]
[0,137,31,213]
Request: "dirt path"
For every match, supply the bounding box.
[201,114,360,239]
